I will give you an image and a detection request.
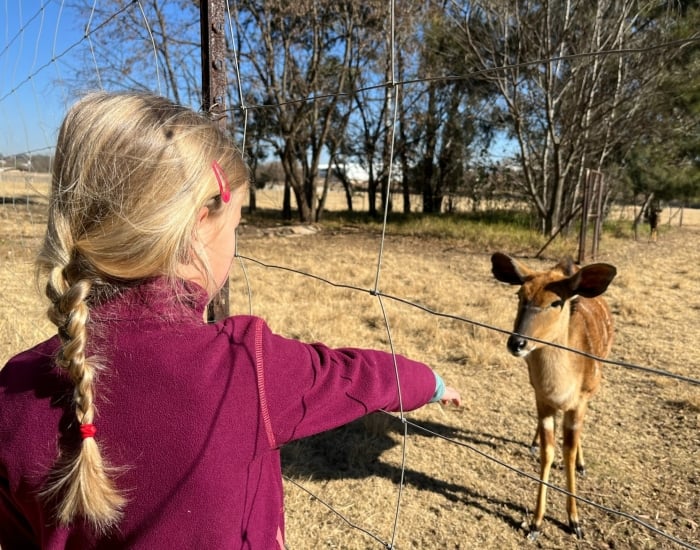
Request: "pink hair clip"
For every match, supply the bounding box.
[212,160,231,203]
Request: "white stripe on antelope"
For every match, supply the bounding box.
[491,253,616,541]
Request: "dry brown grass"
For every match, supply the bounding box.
[1,176,698,549]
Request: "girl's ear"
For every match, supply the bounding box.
[196,205,210,227]
[191,206,211,247]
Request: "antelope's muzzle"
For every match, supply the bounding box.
[507,333,530,357]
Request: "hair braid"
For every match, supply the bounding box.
[40,264,125,532]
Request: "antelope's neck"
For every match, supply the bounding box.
[526,348,582,409]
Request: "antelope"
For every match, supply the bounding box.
[490,253,616,541]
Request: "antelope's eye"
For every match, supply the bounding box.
[551,300,564,309]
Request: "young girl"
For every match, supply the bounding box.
[0,91,461,549]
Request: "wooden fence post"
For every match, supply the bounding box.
[201,0,230,322]
[578,169,605,263]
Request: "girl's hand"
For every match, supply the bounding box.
[440,386,461,407]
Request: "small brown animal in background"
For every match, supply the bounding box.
[491,253,617,541]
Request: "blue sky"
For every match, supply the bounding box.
[1,1,83,157]
[1,2,519,163]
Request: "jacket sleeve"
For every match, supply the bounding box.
[246,317,437,448]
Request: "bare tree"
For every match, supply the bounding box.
[68,0,202,106]
[453,0,680,234]
[234,0,373,222]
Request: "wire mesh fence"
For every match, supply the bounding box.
[1,2,699,548]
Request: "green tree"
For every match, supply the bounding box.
[623,0,700,219]
[403,4,494,214]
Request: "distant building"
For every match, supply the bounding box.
[318,162,370,185]
[0,155,32,172]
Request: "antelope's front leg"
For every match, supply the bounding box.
[563,408,586,538]
[529,425,539,454]
[529,407,556,541]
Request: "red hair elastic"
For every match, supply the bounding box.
[80,423,97,440]
[212,160,231,203]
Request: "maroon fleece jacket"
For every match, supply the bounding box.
[0,278,438,549]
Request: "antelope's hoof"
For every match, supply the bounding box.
[576,464,587,477]
[529,444,538,456]
[527,526,541,542]
[570,520,584,539]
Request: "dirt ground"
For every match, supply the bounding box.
[0,181,698,549]
[229,218,699,550]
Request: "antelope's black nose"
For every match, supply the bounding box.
[507,334,528,356]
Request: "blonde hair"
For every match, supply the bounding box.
[36,91,248,532]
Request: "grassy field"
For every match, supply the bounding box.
[1,173,698,549]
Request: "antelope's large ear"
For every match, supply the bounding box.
[568,263,617,298]
[491,253,531,285]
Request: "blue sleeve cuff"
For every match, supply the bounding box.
[430,372,445,403]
